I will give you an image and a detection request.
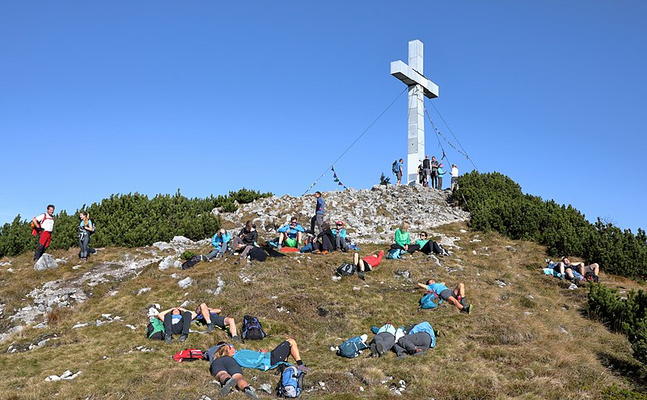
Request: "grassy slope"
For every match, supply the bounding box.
[0,222,645,400]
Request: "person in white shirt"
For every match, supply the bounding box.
[450,164,459,191]
[32,205,55,261]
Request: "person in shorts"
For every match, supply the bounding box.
[417,279,472,313]
[194,303,239,340]
[207,343,260,399]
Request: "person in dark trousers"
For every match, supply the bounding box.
[368,324,397,357]
[157,307,193,344]
[430,156,439,189]
[32,205,55,261]
[312,222,335,254]
[206,343,260,400]
[194,302,240,340]
[309,191,325,235]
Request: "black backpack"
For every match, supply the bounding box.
[249,247,268,261]
[336,262,356,276]
[181,255,201,270]
[241,315,266,342]
[392,160,399,174]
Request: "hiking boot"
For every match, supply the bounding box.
[164,334,173,344]
[412,349,427,357]
[462,304,473,314]
[219,377,238,397]
[206,324,215,333]
[296,364,311,373]
[242,386,260,400]
[396,353,408,359]
[276,245,282,251]
[358,271,365,280]
[232,335,240,342]
[178,334,188,343]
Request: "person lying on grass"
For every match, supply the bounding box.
[417,279,473,314]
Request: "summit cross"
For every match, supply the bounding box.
[391,39,439,184]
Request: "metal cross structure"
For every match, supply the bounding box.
[391,39,439,184]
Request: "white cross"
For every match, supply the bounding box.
[391,39,439,184]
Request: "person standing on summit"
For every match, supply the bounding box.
[32,204,55,261]
[310,191,325,235]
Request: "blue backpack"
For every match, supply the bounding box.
[419,292,443,309]
[386,249,404,259]
[337,335,369,358]
[276,365,304,398]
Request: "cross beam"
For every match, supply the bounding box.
[390,39,439,184]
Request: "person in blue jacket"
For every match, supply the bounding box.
[217,338,311,373]
[393,321,436,358]
[277,217,305,250]
[332,220,349,252]
[417,279,472,313]
[204,228,231,260]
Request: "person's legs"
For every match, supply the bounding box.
[316,214,323,234]
[231,237,244,252]
[240,245,254,259]
[406,244,420,254]
[224,316,238,337]
[296,232,303,247]
[322,235,334,252]
[163,313,173,335]
[198,303,212,323]
[420,241,433,255]
[204,248,219,260]
[339,237,348,251]
[372,332,395,355]
[336,235,342,250]
[353,252,360,268]
[589,263,600,275]
[34,231,51,261]
[438,176,443,190]
[406,332,432,353]
[180,311,191,339]
[277,232,286,247]
[310,215,316,234]
[454,283,466,299]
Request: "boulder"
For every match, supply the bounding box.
[34,254,58,271]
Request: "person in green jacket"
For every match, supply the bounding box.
[390,221,420,254]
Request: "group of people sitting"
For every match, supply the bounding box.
[390,221,450,257]
[545,257,601,284]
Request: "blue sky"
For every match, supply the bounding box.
[1,1,646,232]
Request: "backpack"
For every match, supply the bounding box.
[172,348,205,362]
[241,315,266,342]
[146,318,165,340]
[584,271,599,283]
[249,247,267,261]
[181,255,201,270]
[337,335,369,358]
[419,292,443,309]
[386,248,403,260]
[276,365,304,398]
[392,160,399,174]
[336,262,356,276]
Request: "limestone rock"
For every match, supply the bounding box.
[34,254,58,271]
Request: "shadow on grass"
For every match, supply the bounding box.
[596,351,647,392]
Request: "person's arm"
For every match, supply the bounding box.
[176,307,197,319]
[32,214,43,229]
[84,221,94,232]
[208,307,222,314]
[417,283,428,291]
[212,234,219,248]
[157,308,176,320]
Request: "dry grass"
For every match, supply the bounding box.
[0,222,645,399]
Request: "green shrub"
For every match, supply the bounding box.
[455,171,647,279]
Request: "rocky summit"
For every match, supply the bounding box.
[217,184,469,244]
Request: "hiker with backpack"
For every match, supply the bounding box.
[332,220,349,252]
[392,158,404,184]
[277,217,305,250]
[204,228,231,261]
[157,306,193,343]
[195,303,240,341]
[206,342,261,400]
[417,279,473,313]
[309,191,325,235]
[78,211,95,261]
[430,156,439,189]
[422,155,431,187]
[230,338,311,373]
[231,221,258,262]
[312,222,335,254]
[393,321,436,358]
[353,250,384,280]
[31,204,55,261]
[390,221,420,254]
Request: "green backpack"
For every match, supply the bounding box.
[146,318,165,340]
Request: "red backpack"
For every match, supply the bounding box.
[172,349,205,362]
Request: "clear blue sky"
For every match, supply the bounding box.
[1,1,646,232]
